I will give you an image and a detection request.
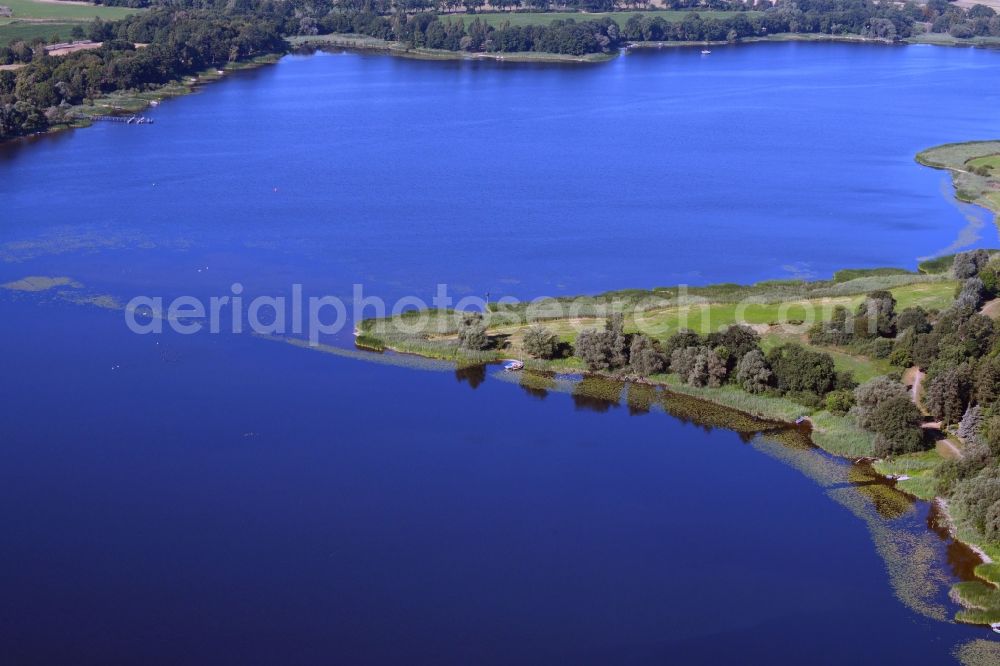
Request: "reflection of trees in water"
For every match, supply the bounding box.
[625,383,657,415]
[455,364,486,389]
[572,377,624,413]
[927,500,983,581]
[657,389,784,439]
[846,465,915,520]
[518,370,558,401]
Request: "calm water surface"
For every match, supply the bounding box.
[2,42,1000,663]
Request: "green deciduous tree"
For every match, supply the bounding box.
[457,311,488,350]
[735,349,772,394]
[629,334,664,378]
[870,395,926,457]
[523,325,558,360]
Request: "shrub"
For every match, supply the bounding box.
[825,389,855,415]
[523,325,558,360]
[458,311,489,350]
[865,337,894,359]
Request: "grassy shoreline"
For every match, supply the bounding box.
[356,270,953,456]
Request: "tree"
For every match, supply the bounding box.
[953,249,990,279]
[735,349,772,394]
[629,334,664,377]
[457,311,488,350]
[976,356,1000,405]
[670,346,698,382]
[855,290,896,338]
[707,325,760,367]
[575,328,609,371]
[853,375,908,430]
[870,395,926,457]
[897,306,931,334]
[959,404,983,443]
[605,313,628,370]
[663,329,701,369]
[766,343,838,398]
[956,277,986,310]
[523,325,557,360]
[978,256,1000,296]
[700,348,728,388]
[925,366,972,425]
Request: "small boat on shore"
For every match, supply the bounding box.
[503,360,524,371]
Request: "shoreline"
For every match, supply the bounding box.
[5,29,1000,148]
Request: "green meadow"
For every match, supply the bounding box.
[0,0,140,46]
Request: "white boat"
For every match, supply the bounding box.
[701,49,711,55]
[503,360,524,371]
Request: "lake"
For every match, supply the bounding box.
[1,42,999,663]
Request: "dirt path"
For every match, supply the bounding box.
[903,366,927,415]
[981,297,1000,320]
[937,438,964,460]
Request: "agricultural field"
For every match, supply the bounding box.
[0,0,140,46]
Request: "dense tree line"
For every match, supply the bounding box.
[546,314,855,409]
[0,9,284,140]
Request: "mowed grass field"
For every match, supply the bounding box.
[3,0,137,21]
[487,280,957,343]
[445,10,754,27]
[0,0,140,46]
[0,20,72,43]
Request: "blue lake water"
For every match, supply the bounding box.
[2,42,1000,663]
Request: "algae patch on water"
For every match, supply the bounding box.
[1,276,81,292]
[955,639,1000,666]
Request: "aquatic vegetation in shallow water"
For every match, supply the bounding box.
[1,276,80,291]
[754,437,952,621]
[954,639,1000,666]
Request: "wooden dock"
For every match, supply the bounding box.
[84,115,155,125]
